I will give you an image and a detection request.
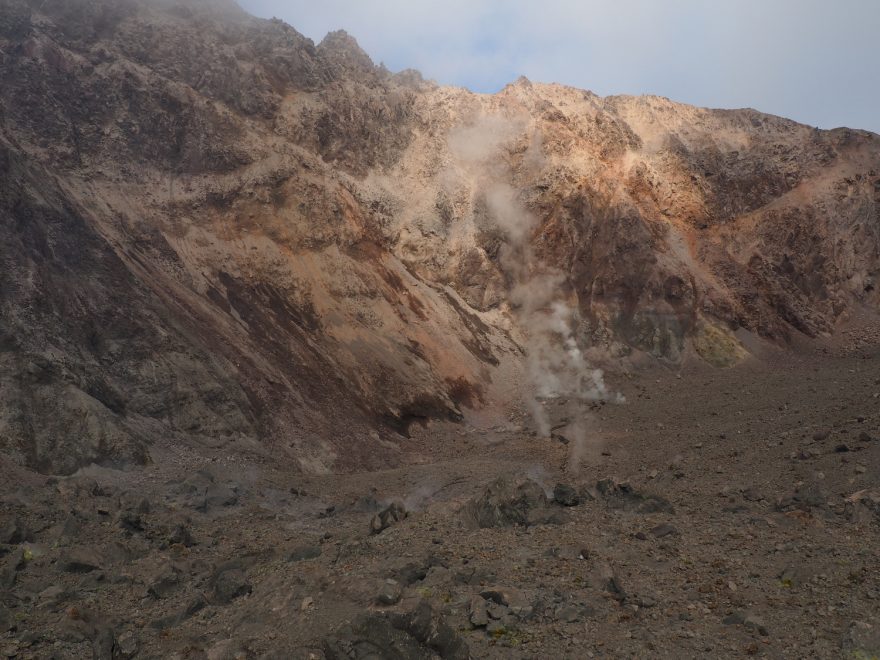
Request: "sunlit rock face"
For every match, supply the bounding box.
[1,0,878,473]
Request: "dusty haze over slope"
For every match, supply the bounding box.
[0,0,878,475]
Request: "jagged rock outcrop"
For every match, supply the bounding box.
[0,0,878,473]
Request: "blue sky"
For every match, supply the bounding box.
[239,0,880,133]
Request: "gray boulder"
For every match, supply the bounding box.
[461,476,560,528]
[370,501,407,535]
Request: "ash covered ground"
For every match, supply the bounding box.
[2,320,879,659]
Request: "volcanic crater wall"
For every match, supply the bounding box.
[0,0,878,474]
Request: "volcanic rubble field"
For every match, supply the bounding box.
[2,327,880,659]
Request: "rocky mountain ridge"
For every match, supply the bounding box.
[1,0,878,475]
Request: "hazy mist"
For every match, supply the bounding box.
[239,0,880,134]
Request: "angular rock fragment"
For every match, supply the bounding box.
[650,523,678,538]
[842,621,880,657]
[461,476,560,528]
[552,483,580,507]
[596,477,674,514]
[174,471,239,512]
[370,501,407,535]
[324,602,469,660]
[775,481,827,512]
[844,488,880,522]
[469,595,488,627]
[389,601,470,660]
[0,518,30,545]
[147,564,182,599]
[595,562,626,602]
[210,566,252,604]
[58,549,102,574]
[168,523,196,547]
[376,579,402,606]
[723,610,768,636]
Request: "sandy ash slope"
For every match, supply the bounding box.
[0,0,879,658]
[1,324,879,659]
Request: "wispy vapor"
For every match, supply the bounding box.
[446,113,620,471]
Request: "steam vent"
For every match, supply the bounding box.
[0,1,878,657]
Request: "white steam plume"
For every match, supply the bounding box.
[447,114,622,472]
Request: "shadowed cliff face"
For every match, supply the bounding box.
[1,0,878,474]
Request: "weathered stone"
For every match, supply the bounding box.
[479,586,528,610]
[842,621,880,657]
[461,477,560,528]
[58,549,102,574]
[116,630,140,659]
[376,580,402,606]
[370,501,407,535]
[0,518,29,545]
[169,523,196,547]
[595,563,626,601]
[650,523,679,538]
[390,600,470,660]
[723,611,768,636]
[596,477,674,514]
[469,595,488,627]
[552,483,580,506]
[555,604,582,623]
[147,565,182,599]
[323,613,432,660]
[324,602,469,660]
[211,568,252,604]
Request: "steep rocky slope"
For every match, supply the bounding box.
[0,0,879,475]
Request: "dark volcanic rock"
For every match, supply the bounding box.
[461,476,561,528]
[147,565,182,600]
[324,603,470,660]
[552,483,580,506]
[210,567,252,604]
[723,610,769,636]
[389,601,470,660]
[375,579,402,606]
[596,478,674,514]
[0,518,29,545]
[323,613,433,660]
[168,523,197,548]
[844,488,880,523]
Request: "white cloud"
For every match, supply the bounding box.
[239,0,880,133]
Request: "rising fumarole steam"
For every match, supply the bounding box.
[447,114,622,472]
